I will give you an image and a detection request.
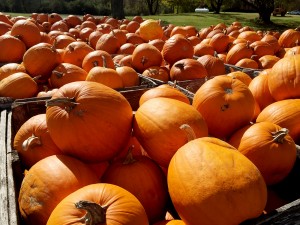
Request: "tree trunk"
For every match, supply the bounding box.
[146,0,159,15]
[241,0,274,24]
[210,0,223,14]
[111,0,125,19]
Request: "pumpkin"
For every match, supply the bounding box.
[250,41,274,58]
[139,84,190,106]
[82,50,115,73]
[13,113,62,168]
[235,58,259,69]
[258,55,280,69]
[153,220,185,225]
[209,33,230,53]
[10,19,41,48]
[126,32,145,45]
[168,136,267,225]
[0,21,12,35]
[142,66,170,83]
[268,54,300,101]
[256,99,300,144]
[131,43,163,73]
[0,63,26,80]
[197,55,226,77]
[260,34,281,54]
[64,15,82,28]
[95,33,120,54]
[110,29,127,46]
[227,71,252,86]
[226,42,254,65]
[102,152,168,223]
[139,19,163,42]
[237,30,261,43]
[117,42,136,54]
[248,69,275,110]
[62,41,94,67]
[116,66,139,87]
[18,154,99,225]
[0,72,38,99]
[192,75,255,140]
[46,183,149,225]
[49,63,87,88]
[22,42,61,81]
[0,34,26,63]
[133,97,208,168]
[53,34,76,49]
[88,30,103,49]
[149,38,165,51]
[278,29,300,48]
[45,81,132,162]
[228,121,297,185]
[170,58,208,81]
[193,42,215,57]
[162,34,194,66]
[126,20,141,33]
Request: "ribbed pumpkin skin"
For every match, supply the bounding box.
[268,54,300,101]
[0,72,38,98]
[133,97,208,168]
[278,29,300,48]
[18,155,99,225]
[225,42,253,65]
[0,63,26,80]
[47,183,149,225]
[256,99,300,144]
[13,114,62,168]
[228,121,297,185]
[46,81,133,163]
[168,137,267,225]
[102,155,168,223]
[192,76,255,140]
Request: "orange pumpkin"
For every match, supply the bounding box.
[192,75,255,140]
[278,29,300,48]
[102,153,168,223]
[133,97,208,168]
[18,154,99,225]
[139,85,190,106]
[10,19,41,48]
[153,220,185,225]
[46,183,149,225]
[95,33,120,54]
[142,66,170,83]
[0,63,26,80]
[228,121,297,185]
[0,72,38,99]
[227,71,252,86]
[116,66,139,87]
[13,114,62,168]
[0,34,26,63]
[49,63,88,88]
[168,136,267,225]
[46,81,133,162]
[82,50,115,72]
[197,55,225,77]
[226,42,253,65]
[193,42,215,57]
[131,43,163,73]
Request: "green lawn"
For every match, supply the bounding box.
[5,11,300,32]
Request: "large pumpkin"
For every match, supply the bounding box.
[268,54,300,101]
[46,183,149,225]
[192,75,255,140]
[168,136,267,225]
[228,121,297,185]
[18,154,99,225]
[139,19,164,41]
[45,81,133,163]
[133,97,208,168]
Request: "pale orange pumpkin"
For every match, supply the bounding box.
[139,19,163,41]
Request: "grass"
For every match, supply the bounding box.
[4,11,300,32]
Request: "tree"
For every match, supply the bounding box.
[111,0,125,19]
[241,0,274,23]
[210,0,224,14]
[145,0,160,15]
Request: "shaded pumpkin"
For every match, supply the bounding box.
[46,81,133,162]
[168,136,267,225]
[258,55,280,69]
[142,66,170,83]
[153,220,185,225]
[0,72,38,99]
[0,34,26,63]
[197,55,225,77]
[46,183,149,225]
[228,121,297,185]
[18,154,99,225]
[13,114,62,168]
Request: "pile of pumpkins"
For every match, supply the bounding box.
[1,11,300,225]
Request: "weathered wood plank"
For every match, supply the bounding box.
[0,110,10,225]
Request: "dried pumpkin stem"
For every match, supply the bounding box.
[271,128,289,144]
[180,124,197,142]
[75,200,108,225]
[22,134,41,151]
[101,55,107,68]
[52,70,64,78]
[123,146,137,164]
[46,97,79,112]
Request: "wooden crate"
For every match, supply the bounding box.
[2,94,300,225]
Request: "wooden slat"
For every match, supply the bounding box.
[0,110,10,225]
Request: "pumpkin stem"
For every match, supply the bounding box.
[22,134,42,151]
[174,63,184,70]
[101,55,107,68]
[92,60,99,67]
[123,146,137,164]
[46,97,79,112]
[180,124,196,142]
[141,56,148,66]
[75,200,108,225]
[271,128,289,144]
